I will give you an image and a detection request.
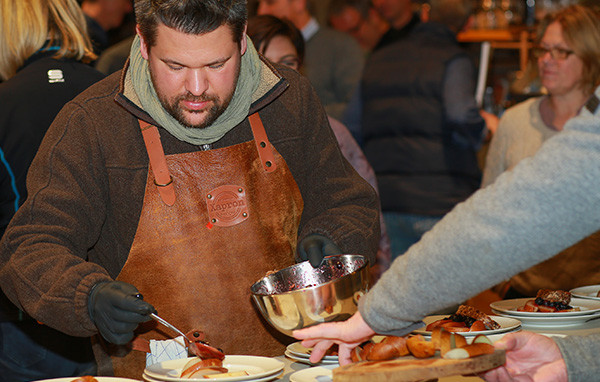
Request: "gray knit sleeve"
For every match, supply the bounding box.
[555,334,600,381]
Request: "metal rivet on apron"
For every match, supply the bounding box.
[238,188,243,193]
[260,141,266,148]
[207,194,212,199]
[211,218,217,223]
[242,212,248,217]
[265,161,272,167]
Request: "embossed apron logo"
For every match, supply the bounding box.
[206,185,249,227]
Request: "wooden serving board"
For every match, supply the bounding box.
[333,349,505,382]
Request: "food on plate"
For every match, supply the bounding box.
[206,370,250,379]
[180,330,229,378]
[186,330,225,360]
[349,328,494,363]
[517,289,580,312]
[180,358,228,378]
[70,377,98,382]
[425,305,501,332]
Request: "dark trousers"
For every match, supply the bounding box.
[0,320,96,381]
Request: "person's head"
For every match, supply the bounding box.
[256,0,313,30]
[0,0,96,81]
[80,0,133,31]
[248,15,304,71]
[328,0,389,51]
[427,0,473,33]
[371,0,413,29]
[533,4,600,97]
[135,0,249,129]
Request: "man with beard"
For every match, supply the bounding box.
[0,0,380,378]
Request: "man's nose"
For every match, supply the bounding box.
[186,70,208,96]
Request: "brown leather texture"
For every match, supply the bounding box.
[106,115,304,378]
[206,184,249,227]
[248,113,277,173]
[139,120,176,206]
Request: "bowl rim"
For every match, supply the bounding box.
[250,254,369,296]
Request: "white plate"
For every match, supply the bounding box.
[144,355,284,382]
[286,342,339,361]
[285,351,339,365]
[33,378,141,382]
[492,309,600,327]
[412,315,521,336]
[570,285,600,300]
[289,365,337,382]
[143,370,283,382]
[490,298,600,317]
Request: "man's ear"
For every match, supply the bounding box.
[136,25,150,60]
[240,25,248,56]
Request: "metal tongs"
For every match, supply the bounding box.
[148,312,190,341]
[134,293,225,360]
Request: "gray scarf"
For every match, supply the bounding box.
[129,33,262,145]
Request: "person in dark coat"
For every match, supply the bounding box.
[0,0,105,380]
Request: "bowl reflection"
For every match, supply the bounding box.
[250,254,370,337]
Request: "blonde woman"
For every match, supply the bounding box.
[483,4,600,299]
[0,0,104,379]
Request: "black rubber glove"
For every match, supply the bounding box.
[87,281,155,344]
[298,234,342,268]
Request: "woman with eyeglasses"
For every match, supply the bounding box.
[481,4,600,300]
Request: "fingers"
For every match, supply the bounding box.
[293,321,342,340]
[117,293,155,316]
[482,366,512,382]
[308,339,335,363]
[300,339,320,349]
[493,331,536,352]
[97,322,136,344]
[337,344,356,366]
[306,243,324,268]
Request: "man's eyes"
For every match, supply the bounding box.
[209,63,226,69]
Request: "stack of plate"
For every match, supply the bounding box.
[571,285,600,301]
[490,297,600,327]
[285,342,339,365]
[142,355,284,382]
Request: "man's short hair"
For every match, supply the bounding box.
[135,0,247,48]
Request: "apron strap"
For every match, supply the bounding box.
[138,120,176,206]
[248,113,277,173]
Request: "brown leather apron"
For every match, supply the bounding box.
[107,113,303,378]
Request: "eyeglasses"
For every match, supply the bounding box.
[532,46,575,60]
